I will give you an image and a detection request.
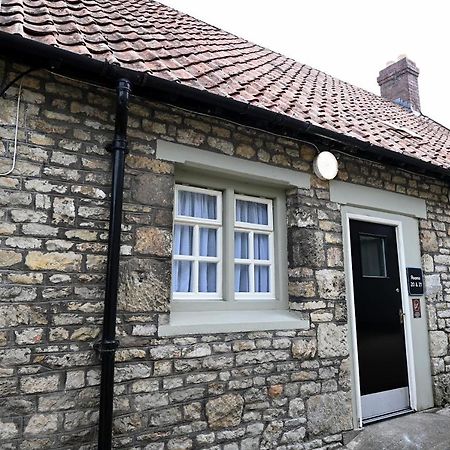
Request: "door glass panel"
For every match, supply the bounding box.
[360,234,387,277]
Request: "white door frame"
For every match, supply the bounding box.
[342,211,417,428]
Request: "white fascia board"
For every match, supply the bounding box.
[156,139,310,189]
[330,180,427,219]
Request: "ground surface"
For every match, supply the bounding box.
[346,407,450,449]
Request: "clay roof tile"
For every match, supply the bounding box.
[1,0,449,170]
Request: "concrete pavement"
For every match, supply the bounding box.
[345,408,450,449]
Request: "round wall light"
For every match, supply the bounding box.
[313,151,339,180]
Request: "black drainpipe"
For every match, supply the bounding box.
[96,78,131,450]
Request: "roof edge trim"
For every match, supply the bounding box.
[1,32,449,182]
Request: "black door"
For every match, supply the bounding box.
[350,220,408,396]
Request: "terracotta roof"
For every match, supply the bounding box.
[1,0,450,171]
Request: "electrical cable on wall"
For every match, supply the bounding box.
[0,78,23,176]
[52,68,434,181]
[0,67,36,98]
[46,70,322,155]
[0,68,432,183]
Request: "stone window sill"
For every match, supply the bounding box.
[158,310,309,337]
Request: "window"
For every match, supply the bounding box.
[169,169,289,315]
[234,195,274,298]
[360,234,387,278]
[172,185,222,299]
[157,157,309,337]
[172,185,276,303]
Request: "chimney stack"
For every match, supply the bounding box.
[377,56,420,111]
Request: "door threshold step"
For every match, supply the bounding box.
[363,408,413,425]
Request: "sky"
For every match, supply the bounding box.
[159,0,450,128]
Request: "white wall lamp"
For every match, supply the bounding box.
[313,151,339,180]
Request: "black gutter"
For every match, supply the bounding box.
[1,32,449,182]
[95,78,131,450]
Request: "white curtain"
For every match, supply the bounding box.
[235,200,269,293]
[234,232,249,258]
[174,225,193,256]
[235,264,249,292]
[255,266,269,292]
[199,228,216,257]
[199,228,217,292]
[178,190,217,219]
[199,262,216,292]
[173,225,193,292]
[173,190,217,293]
[236,199,268,225]
[173,260,192,292]
[254,233,269,292]
[254,234,268,260]
[234,231,249,292]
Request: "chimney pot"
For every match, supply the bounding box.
[377,57,421,111]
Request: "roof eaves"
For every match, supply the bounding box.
[1,31,449,182]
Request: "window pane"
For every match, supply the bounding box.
[254,234,269,260]
[360,234,387,277]
[236,199,268,225]
[199,228,217,257]
[199,262,217,292]
[234,232,249,259]
[173,225,193,256]
[172,260,193,292]
[235,264,250,292]
[178,190,217,219]
[255,265,270,292]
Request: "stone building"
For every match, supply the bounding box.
[0,2,449,449]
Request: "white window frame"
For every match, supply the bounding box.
[172,185,223,300]
[170,169,289,313]
[234,194,275,300]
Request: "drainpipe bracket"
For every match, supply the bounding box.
[105,138,128,154]
[118,78,132,92]
[94,339,120,360]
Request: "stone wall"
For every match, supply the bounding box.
[0,61,449,449]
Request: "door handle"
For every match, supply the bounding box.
[399,308,405,325]
[395,288,400,293]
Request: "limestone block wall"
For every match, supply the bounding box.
[0,61,449,450]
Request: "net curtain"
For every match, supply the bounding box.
[173,191,217,292]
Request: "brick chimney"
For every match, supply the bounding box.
[377,56,420,111]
